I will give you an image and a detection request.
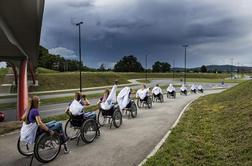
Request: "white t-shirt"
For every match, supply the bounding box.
[180,85,187,91]
[136,88,149,100]
[69,99,84,115]
[167,84,175,92]
[152,86,163,95]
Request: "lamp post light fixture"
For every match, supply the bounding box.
[182,44,189,85]
[76,21,83,92]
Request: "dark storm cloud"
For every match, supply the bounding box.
[66,0,94,8]
[40,0,252,68]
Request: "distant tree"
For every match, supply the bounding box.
[38,46,90,72]
[152,61,171,72]
[200,65,207,73]
[98,64,106,71]
[114,55,144,72]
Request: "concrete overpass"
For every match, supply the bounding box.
[0,0,45,119]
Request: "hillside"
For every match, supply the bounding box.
[145,80,252,166]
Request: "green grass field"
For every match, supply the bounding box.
[144,80,252,166]
[0,68,8,84]
[28,68,230,91]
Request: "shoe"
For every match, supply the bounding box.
[63,143,70,154]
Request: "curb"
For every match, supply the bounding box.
[138,96,200,166]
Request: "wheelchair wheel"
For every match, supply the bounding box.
[113,108,122,128]
[173,92,176,99]
[137,98,141,108]
[98,109,106,127]
[130,101,137,118]
[160,94,164,103]
[34,132,61,163]
[17,136,34,157]
[147,97,152,109]
[65,119,80,140]
[81,119,97,143]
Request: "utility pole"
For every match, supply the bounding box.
[173,58,175,82]
[145,54,148,83]
[182,44,189,84]
[230,58,233,80]
[76,21,83,92]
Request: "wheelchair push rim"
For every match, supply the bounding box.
[17,136,34,156]
[113,109,122,128]
[65,119,80,140]
[130,101,137,118]
[147,97,152,108]
[34,132,61,163]
[98,109,106,126]
[81,119,97,143]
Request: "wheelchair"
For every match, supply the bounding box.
[123,100,138,118]
[167,91,176,99]
[98,104,122,128]
[17,124,68,164]
[152,93,164,103]
[64,112,99,145]
[180,90,188,96]
[198,89,204,93]
[137,95,152,109]
[191,89,197,94]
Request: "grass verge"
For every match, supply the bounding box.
[28,72,229,92]
[144,80,252,166]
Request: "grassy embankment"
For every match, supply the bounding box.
[0,68,8,84]
[144,80,252,166]
[31,68,229,92]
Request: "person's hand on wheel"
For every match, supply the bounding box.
[49,130,54,135]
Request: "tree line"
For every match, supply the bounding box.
[38,46,211,73]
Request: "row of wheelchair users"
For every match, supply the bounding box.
[17,81,136,164]
[17,81,203,164]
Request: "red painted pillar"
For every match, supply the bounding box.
[18,59,28,120]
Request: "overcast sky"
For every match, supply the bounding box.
[40,0,252,69]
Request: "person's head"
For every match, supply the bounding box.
[30,96,40,110]
[104,89,110,97]
[75,92,81,101]
[114,80,119,85]
[156,84,159,87]
[142,84,146,89]
[81,93,86,101]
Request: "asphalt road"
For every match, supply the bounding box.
[0,89,223,166]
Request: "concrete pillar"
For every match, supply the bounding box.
[17,59,28,120]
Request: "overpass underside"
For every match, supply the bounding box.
[0,0,45,120]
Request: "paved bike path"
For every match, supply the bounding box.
[0,89,222,166]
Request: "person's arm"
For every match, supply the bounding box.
[84,99,90,106]
[35,116,54,135]
[21,110,28,122]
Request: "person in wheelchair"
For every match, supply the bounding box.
[65,92,97,122]
[98,81,118,115]
[117,87,132,112]
[197,84,204,93]
[152,84,163,101]
[20,96,69,153]
[136,84,150,103]
[190,84,197,93]
[167,83,176,97]
[180,84,187,95]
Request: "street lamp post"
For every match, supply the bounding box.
[173,58,175,82]
[145,54,148,83]
[182,44,188,85]
[76,21,83,92]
